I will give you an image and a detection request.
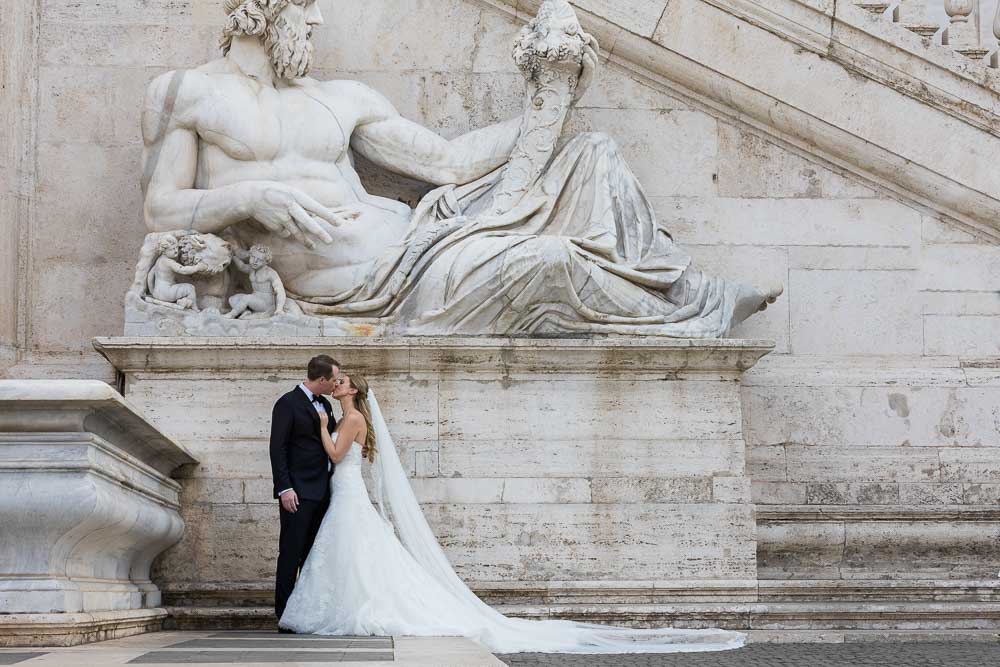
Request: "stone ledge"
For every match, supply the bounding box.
[758,505,1000,522]
[94,336,775,377]
[0,380,197,476]
[163,606,274,632]
[759,580,1000,602]
[0,609,167,648]
[158,602,1000,636]
[161,579,1000,608]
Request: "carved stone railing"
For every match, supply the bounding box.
[857,0,999,65]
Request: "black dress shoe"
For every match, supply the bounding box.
[278,627,295,634]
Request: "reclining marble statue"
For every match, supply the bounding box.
[129,0,781,337]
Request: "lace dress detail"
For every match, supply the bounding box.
[279,443,477,637]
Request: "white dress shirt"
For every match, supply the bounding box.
[278,384,329,498]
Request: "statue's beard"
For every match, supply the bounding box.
[265,15,314,80]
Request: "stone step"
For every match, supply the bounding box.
[164,601,1000,637]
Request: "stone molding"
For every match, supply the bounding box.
[757,505,1000,522]
[487,0,1000,240]
[93,336,775,377]
[158,600,1000,634]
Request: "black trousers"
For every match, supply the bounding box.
[275,496,330,619]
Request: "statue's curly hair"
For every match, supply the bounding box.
[156,235,179,254]
[249,244,273,263]
[219,0,290,54]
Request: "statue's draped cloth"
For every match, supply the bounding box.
[293,134,744,337]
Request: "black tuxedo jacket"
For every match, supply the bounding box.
[269,386,337,501]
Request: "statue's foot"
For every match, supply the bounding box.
[177,298,194,310]
[757,282,784,313]
[732,281,784,326]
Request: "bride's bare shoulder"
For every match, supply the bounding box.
[343,411,366,432]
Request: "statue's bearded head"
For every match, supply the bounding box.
[220,0,322,80]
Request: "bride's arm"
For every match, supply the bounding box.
[319,411,363,463]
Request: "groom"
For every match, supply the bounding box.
[269,354,339,623]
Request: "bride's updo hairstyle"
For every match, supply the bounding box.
[348,375,377,463]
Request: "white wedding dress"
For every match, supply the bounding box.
[279,391,745,654]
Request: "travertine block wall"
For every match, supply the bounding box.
[3,0,999,603]
[97,341,763,605]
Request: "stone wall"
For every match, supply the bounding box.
[3,0,1000,626]
[97,338,766,625]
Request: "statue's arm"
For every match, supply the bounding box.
[141,73,261,234]
[270,270,287,314]
[230,255,251,273]
[350,86,521,186]
[146,262,158,293]
[173,264,203,276]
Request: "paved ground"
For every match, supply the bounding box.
[0,632,502,666]
[4,634,1000,666]
[499,642,1000,667]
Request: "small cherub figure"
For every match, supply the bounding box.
[146,236,205,311]
[226,244,287,319]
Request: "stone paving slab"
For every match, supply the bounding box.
[129,651,394,664]
[0,656,43,666]
[498,642,1000,666]
[0,632,500,666]
[207,634,379,641]
[169,639,393,649]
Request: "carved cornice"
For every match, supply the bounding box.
[93,336,775,377]
[485,0,1000,242]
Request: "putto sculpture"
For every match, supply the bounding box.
[226,244,287,319]
[129,232,233,314]
[146,236,204,311]
[129,0,781,336]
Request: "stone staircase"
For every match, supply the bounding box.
[495,0,1000,242]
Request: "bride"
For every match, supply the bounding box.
[278,374,745,654]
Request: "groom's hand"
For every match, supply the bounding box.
[280,489,300,513]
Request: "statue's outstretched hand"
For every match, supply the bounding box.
[251,183,361,249]
[573,33,600,105]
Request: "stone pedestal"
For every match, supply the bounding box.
[94,336,771,628]
[0,381,197,646]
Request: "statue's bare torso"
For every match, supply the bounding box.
[143,23,523,299]
[149,59,411,292]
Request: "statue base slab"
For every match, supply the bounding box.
[125,296,384,337]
